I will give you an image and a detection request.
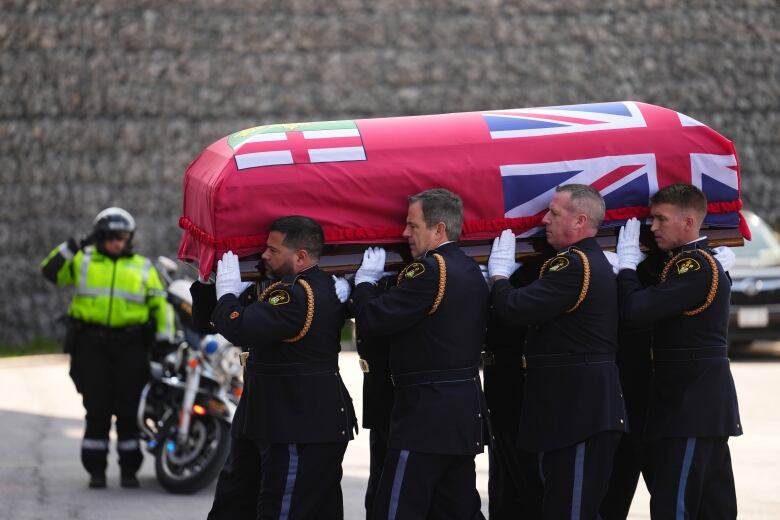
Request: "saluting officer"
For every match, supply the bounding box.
[41,207,174,489]
[615,184,742,519]
[488,184,627,519]
[350,188,491,519]
[191,216,357,520]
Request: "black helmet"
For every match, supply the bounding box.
[93,207,136,243]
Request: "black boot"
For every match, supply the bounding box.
[89,473,107,489]
[120,474,140,488]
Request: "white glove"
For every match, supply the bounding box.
[216,251,244,299]
[488,229,520,278]
[713,246,735,272]
[616,218,646,271]
[355,247,386,285]
[333,275,351,303]
[603,251,620,275]
[479,264,490,285]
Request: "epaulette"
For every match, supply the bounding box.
[397,253,446,315]
[660,249,718,316]
[258,279,314,342]
[539,247,590,313]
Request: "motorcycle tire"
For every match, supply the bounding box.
[154,414,230,495]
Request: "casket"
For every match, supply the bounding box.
[178,101,747,280]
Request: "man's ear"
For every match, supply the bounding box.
[575,213,588,229]
[434,221,447,239]
[294,248,310,265]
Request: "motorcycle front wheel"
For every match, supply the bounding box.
[155,414,230,494]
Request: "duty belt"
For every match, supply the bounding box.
[391,365,479,387]
[244,360,339,376]
[522,352,616,369]
[481,350,525,366]
[651,346,728,362]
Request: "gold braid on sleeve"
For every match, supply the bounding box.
[660,250,718,316]
[428,253,446,315]
[539,249,590,313]
[258,279,315,342]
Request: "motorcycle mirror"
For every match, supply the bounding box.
[157,256,179,274]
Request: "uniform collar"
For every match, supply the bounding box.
[281,264,319,284]
[424,241,457,258]
[668,237,709,257]
[560,236,598,254]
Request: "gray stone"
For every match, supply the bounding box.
[1,0,777,344]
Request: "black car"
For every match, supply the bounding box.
[728,211,780,350]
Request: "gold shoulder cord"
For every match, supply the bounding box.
[539,248,590,313]
[428,253,446,315]
[397,253,446,315]
[660,250,718,316]
[258,279,315,342]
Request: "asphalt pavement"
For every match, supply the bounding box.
[1,343,779,519]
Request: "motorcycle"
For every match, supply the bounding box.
[137,256,243,494]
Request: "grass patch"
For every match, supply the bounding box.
[0,337,62,358]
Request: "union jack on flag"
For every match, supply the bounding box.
[481,102,740,234]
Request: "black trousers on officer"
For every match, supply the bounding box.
[649,436,736,520]
[537,431,621,520]
[600,431,655,519]
[69,326,150,478]
[488,429,543,519]
[371,449,484,520]
[365,428,390,519]
[208,437,348,520]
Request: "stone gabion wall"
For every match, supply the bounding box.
[1,0,777,344]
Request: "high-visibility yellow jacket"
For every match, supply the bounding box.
[41,242,174,341]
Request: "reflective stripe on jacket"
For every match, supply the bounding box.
[41,243,174,339]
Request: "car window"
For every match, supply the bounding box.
[735,212,780,267]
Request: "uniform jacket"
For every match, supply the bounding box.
[483,260,547,434]
[41,241,173,339]
[190,265,356,444]
[491,236,627,453]
[616,250,666,432]
[618,239,742,439]
[355,275,396,434]
[350,242,491,455]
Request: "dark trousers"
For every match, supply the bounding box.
[537,431,622,520]
[600,431,655,519]
[372,449,484,520]
[365,428,390,519]
[69,328,150,477]
[488,428,543,519]
[649,437,736,520]
[208,437,348,520]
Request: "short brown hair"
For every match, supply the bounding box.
[650,184,707,225]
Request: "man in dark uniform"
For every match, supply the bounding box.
[482,261,546,519]
[190,216,357,520]
[599,249,662,519]
[615,184,742,519]
[354,274,396,519]
[488,184,627,519]
[350,188,491,519]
